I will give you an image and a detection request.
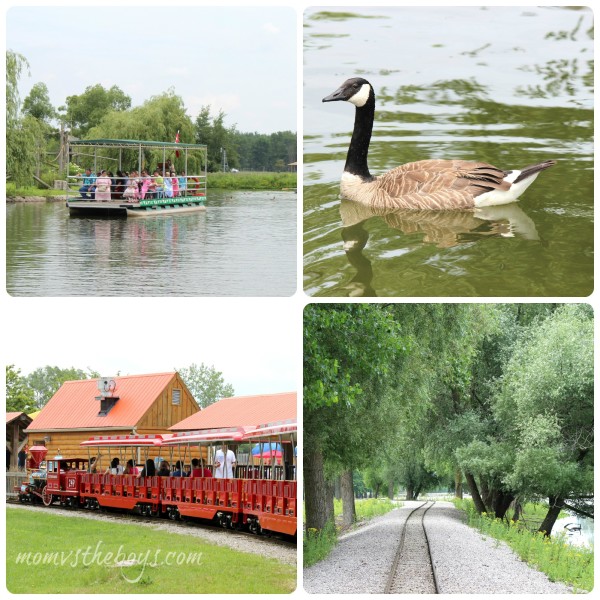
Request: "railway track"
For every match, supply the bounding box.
[385,501,439,594]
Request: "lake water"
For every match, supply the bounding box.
[555,514,594,549]
[303,6,593,297]
[6,190,296,296]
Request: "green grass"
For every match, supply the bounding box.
[6,182,65,198]
[453,499,593,592]
[6,507,295,594]
[334,497,398,521]
[304,497,400,567]
[207,171,296,190]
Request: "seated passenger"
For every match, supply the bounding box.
[157,460,171,477]
[95,170,112,202]
[123,171,140,202]
[171,460,184,477]
[106,457,123,475]
[89,457,98,474]
[189,458,212,477]
[139,171,152,199]
[123,459,136,475]
[138,458,156,478]
[153,171,164,198]
[79,168,97,199]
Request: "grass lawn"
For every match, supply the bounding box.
[7,507,295,594]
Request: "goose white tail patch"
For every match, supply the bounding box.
[475,171,539,208]
[348,84,371,108]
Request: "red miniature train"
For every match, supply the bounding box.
[17,420,297,537]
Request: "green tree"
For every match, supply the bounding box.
[176,363,234,409]
[6,365,35,413]
[25,366,99,409]
[304,303,407,530]
[496,304,593,534]
[64,84,131,136]
[22,82,56,123]
[6,50,38,186]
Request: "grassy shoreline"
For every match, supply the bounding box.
[453,498,593,592]
[6,172,296,199]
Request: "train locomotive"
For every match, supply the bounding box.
[16,420,297,538]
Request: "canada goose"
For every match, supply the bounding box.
[323,77,556,210]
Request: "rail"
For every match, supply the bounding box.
[385,501,439,594]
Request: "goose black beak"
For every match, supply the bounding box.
[322,86,346,102]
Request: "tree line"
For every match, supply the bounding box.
[6,363,234,413]
[6,50,296,187]
[304,304,593,537]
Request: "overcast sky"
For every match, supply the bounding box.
[5,299,299,397]
[6,4,297,134]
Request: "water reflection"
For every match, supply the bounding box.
[554,514,594,548]
[339,200,540,297]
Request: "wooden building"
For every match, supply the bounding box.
[6,412,33,471]
[25,372,199,460]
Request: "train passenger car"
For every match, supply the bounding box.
[239,420,297,536]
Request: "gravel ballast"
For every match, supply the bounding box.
[304,500,573,594]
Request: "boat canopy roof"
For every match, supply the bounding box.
[69,138,207,150]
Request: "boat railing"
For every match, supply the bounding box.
[66,174,207,203]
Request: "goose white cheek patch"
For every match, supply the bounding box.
[348,84,371,107]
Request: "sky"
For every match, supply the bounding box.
[5,4,297,134]
[4,298,299,398]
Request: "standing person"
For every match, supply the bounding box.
[17,447,27,471]
[79,168,97,199]
[163,173,173,198]
[94,170,112,201]
[214,445,237,479]
[178,171,187,196]
[171,171,179,197]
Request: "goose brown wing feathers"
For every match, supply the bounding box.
[370,159,510,210]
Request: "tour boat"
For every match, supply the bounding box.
[65,138,208,217]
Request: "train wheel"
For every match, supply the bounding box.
[41,485,53,507]
[248,518,261,535]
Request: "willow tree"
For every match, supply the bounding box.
[496,304,593,535]
[303,303,407,531]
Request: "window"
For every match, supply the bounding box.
[172,389,181,405]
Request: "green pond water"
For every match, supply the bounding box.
[6,190,296,296]
[303,6,593,297]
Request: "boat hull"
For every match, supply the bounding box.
[67,197,206,217]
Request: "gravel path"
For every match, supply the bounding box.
[304,501,572,594]
[7,503,296,565]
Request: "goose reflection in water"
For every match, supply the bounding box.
[339,200,540,297]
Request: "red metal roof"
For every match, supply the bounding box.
[6,412,25,424]
[26,372,178,431]
[170,392,297,431]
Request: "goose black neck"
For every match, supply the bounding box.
[344,96,375,180]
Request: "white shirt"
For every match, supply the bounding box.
[214,449,236,478]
